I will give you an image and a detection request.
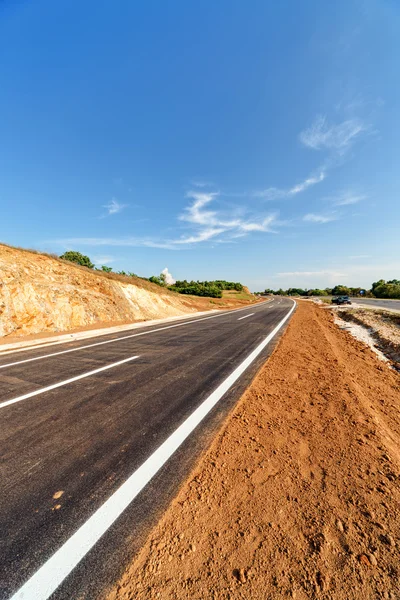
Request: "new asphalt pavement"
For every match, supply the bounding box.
[0,297,295,600]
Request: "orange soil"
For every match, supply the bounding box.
[107,301,400,600]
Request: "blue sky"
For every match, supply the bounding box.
[1,0,399,291]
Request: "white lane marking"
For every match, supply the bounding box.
[0,302,273,370]
[237,313,254,321]
[9,300,295,600]
[0,356,139,410]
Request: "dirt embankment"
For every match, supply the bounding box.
[338,309,400,370]
[107,302,400,600]
[0,244,258,339]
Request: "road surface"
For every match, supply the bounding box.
[352,298,400,311]
[0,297,294,600]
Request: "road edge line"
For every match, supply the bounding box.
[9,300,295,600]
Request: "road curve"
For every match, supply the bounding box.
[0,297,295,600]
[352,298,400,311]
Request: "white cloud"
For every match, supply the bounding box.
[93,255,115,265]
[289,171,326,194]
[175,191,277,243]
[49,192,278,251]
[303,213,337,224]
[190,179,214,188]
[349,255,370,259]
[173,227,226,244]
[333,192,366,206]
[161,267,176,285]
[240,215,276,232]
[275,270,345,278]
[103,198,127,216]
[180,192,219,226]
[299,115,365,153]
[52,237,178,250]
[254,170,326,200]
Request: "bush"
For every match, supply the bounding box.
[372,281,400,299]
[332,285,351,296]
[149,275,167,287]
[170,281,223,298]
[60,251,94,269]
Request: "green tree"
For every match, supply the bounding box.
[149,275,167,287]
[372,281,400,299]
[332,285,351,296]
[371,280,385,295]
[60,251,94,269]
[349,287,362,296]
[101,265,113,273]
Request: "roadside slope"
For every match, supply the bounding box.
[0,244,258,339]
[107,302,400,600]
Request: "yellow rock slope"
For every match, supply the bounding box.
[0,244,196,338]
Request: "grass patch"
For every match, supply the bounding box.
[222,290,254,301]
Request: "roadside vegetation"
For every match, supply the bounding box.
[259,280,400,300]
[149,276,244,299]
[57,249,246,299]
[149,273,244,298]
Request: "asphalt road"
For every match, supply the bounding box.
[0,297,295,600]
[352,298,400,311]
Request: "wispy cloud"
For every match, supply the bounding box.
[53,237,178,250]
[254,170,326,200]
[179,192,219,226]
[303,213,337,224]
[275,270,345,278]
[349,254,370,259]
[93,255,115,265]
[255,114,368,202]
[103,198,127,216]
[289,171,326,194]
[299,115,366,153]
[190,179,214,188]
[333,192,366,206]
[175,191,277,243]
[52,191,279,250]
[173,227,226,244]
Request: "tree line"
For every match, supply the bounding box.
[59,251,140,277]
[59,251,244,299]
[149,275,243,298]
[260,280,400,299]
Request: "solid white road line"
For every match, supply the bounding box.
[237,313,254,321]
[0,301,273,371]
[0,356,139,410]
[9,300,295,600]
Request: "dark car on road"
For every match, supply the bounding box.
[332,296,352,305]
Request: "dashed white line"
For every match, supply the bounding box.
[9,300,295,600]
[0,301,273,370]
[237,313,254,321]
[0,356,140,410]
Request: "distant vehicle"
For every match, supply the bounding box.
[332,296,352,305]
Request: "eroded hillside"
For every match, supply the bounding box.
[0,245,259,339]
[0,245,199,338]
